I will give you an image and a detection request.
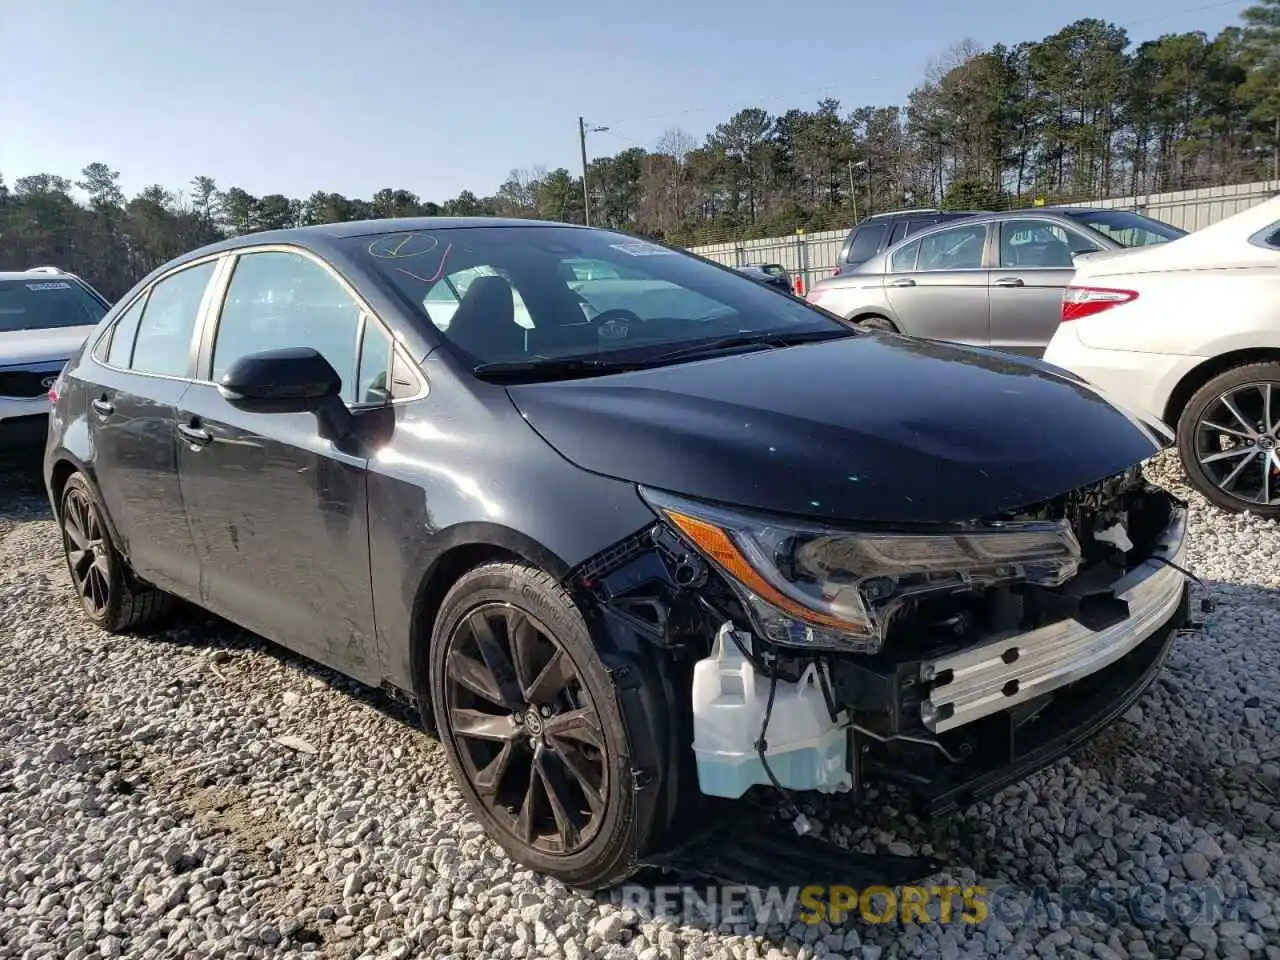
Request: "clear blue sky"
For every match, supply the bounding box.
[1,0,1255,206]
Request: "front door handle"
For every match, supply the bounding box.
[889,277,916,288]
[994,277,1024,287]
[177,423,213,447]
[90,397,114,416]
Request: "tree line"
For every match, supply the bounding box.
[2,1,1278,301]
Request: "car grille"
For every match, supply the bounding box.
[0,368,61,399]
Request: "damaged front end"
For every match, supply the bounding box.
[571,461,1195,818]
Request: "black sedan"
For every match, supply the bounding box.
[45,217,1191,890]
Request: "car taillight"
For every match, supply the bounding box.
[48,381,59,404]
[832,266,842,276]
[1061,286,1138,322]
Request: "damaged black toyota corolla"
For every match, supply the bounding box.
[45,218,1193,890]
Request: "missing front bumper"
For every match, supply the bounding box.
[919,505,1188,734]
[873,581,1189,816]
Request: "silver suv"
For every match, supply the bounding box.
[809,208,1186,356]
[1,266,110,445]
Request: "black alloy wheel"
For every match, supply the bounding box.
[61,481,112,619]
[442,602,607,855]
[427,562,665,889]
[57,472,175,631]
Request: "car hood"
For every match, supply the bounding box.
[0,325,97,366]
[506,334,1167,524]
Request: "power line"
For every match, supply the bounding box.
[592,0,1250,131]
[1118,0,1248,29]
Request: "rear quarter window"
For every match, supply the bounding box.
[845,222,889,263]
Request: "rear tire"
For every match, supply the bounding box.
[428,561,671,889]
[58,472,176,631]
[857,315,898,332]
[1176,362,1280,518]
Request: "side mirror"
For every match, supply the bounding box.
[218,346,352,441]
[219,347,341,411]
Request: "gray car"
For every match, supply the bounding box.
[805,208,1186,356]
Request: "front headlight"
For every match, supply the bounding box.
[640,487,1083,653]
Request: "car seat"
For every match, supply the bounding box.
[446,275,527,359]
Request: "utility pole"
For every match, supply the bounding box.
[852,159,870,220]
[578,117,609,227]
[848,161,858,222]
[579,117,591,227]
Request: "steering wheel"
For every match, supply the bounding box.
[590,308,645,344]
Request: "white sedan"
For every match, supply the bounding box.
[1044,195,1280,516]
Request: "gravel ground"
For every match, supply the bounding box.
[1,448,1278,960]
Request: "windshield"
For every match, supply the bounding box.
[0,278,107,333]
[353,226,852,372]
[1062,210,1186,247]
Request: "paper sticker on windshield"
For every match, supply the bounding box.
[25,281,72,291]
[610,241,673,257]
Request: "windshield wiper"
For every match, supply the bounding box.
[471,329,854,383]
[641,328,853,365]
[471,356,642,382]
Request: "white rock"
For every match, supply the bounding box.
[1,444,1278,960]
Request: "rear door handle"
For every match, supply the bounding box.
[994,277,1024,287]
[177,422,213,447]
[889,278,916,288]
[90,398,114,416]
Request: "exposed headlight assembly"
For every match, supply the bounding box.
[640,487,1083,654]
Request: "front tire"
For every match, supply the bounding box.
[1176,362,1280,518]
[58,472,175,631]
[428,562,659,889]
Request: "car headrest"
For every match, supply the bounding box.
[446,275,525,358]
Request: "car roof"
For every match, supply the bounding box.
[857,208,987,223]
[210,216,585,248]
[961,209,1087,221]
[843,210,988,242]
[0,267,79,281]
[960,207,1160,220]
[155,216,599,275]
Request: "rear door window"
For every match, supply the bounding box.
[845,222,889,263]
[130,261,217,378]
[917,223,988,271]
[0,278,107,333]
